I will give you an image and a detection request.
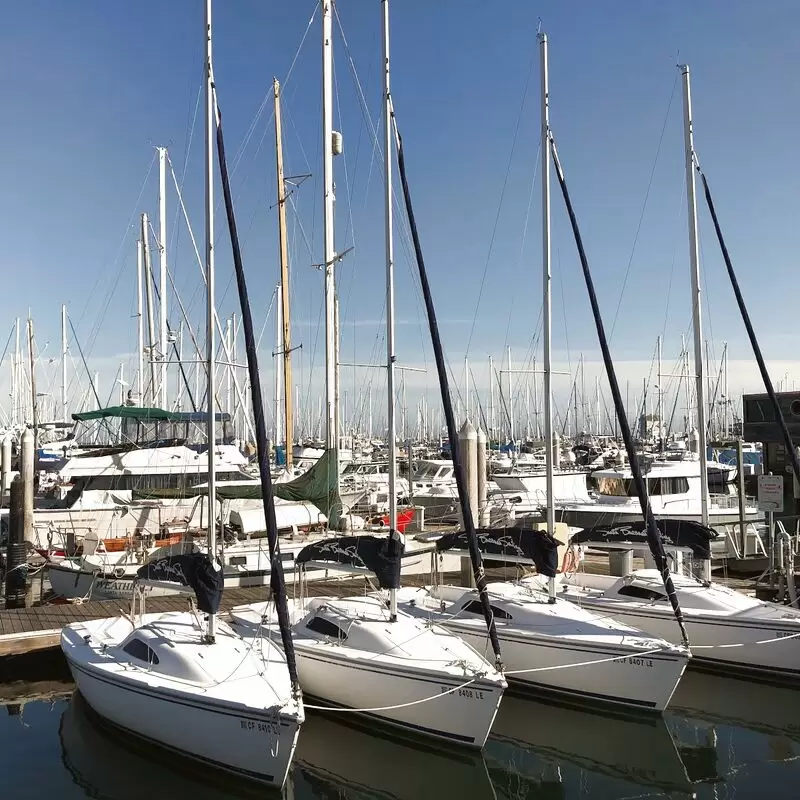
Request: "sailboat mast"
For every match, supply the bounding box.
[204,0,217,641]
[141,213,158,406]
[322,0,337,451]
[681,64,709,527]
[540,34,555,567]
[382,0,398,621]
[136,240,144,403]
[275,283,283,447]
[61,304,68,420]
[274,78,294,471]
[158,145,169,409]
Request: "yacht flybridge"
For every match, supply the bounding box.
[558,457,761,528]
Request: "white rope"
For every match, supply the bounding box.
[303,674,480,713]
[691,629,800,648]
[503,645,672,676]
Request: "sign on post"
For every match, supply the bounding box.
[757,474,784,512]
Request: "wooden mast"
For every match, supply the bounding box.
[273,78,293,471]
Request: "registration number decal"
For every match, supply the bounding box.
[440,686,485,700]
[239,719,279,735]
[615,656,654,668]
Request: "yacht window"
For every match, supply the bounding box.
[306,615,348,640]
[596,477,634,497]
[461,600,512,620]
[648,477,689,495]
[122,638,160,665]
[617,585,666,601]
[228,556,247,566]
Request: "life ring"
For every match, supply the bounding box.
[113,567,126,578]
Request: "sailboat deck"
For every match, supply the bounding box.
[0,569,506,658]
[0,557,759,658]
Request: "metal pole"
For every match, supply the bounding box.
[322,0,337,452]
[141,213,158,405]
[507,345,514,442]
[540,32,556,602]
[382,0,398,621]
[136,240,144,403]
[61,304,68,421]
[274,78,294,470]
[27,318,38,457]
[275,283,282,447]
[204,0,216,641]
[681,65,709,527]
[737,438,747,558]
[158,145,169,409]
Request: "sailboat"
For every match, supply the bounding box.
[395,33,688,713]
[557,65,800,681]
[230,0,505,749]
[60,2,303,788]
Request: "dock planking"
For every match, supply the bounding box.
[0,570,485,658]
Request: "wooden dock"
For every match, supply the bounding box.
[0,574,442,659]
[0,559,762,660]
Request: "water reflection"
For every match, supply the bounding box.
[1,669,799,799]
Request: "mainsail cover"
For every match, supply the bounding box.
[570,519,717,560]
[436,527,560,577]
[136,553,223,615]
[273,449,343,529]
[295,533,404,590]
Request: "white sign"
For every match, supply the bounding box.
[757,475,784,512]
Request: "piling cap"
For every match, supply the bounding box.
[458,419,477,440]
[476,427,487,444]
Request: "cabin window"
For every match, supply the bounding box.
[228,556,247,566]
[617,585,666,602]
[123,638,160,665]
[461,600,513,620]
[596,477,633,497]
[647,477,689,495]
[306,615,348,640]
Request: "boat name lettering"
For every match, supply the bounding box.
[615,656,654,668]
[439,686,485,700]
[239,718,279,735]
[775,630,795,639]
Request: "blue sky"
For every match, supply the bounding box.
[1,1,798,430]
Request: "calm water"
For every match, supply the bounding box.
[1,669,799,799]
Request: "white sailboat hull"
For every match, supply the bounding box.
[62,614,303,788]
[231,597,505,749]
[440,622,685,711]
[293,645,503,747]
[559,570,800,680]
[563,599,800,679]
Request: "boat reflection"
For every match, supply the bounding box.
[485,693,693,798]
[293,710,495,799]
[668,670,800,786]
[59,691,272,800]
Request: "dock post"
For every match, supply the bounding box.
[459,420,478,588]
[0,435,11,508]
[4,477,27,609]
[736,439,747,559]
[20,428,35,545]
[477,426,489,526]
[459,420,478,525]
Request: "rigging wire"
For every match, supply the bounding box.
[468,53,538,359]
[609,72,679,340]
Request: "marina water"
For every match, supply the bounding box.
[2,669,798,799]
